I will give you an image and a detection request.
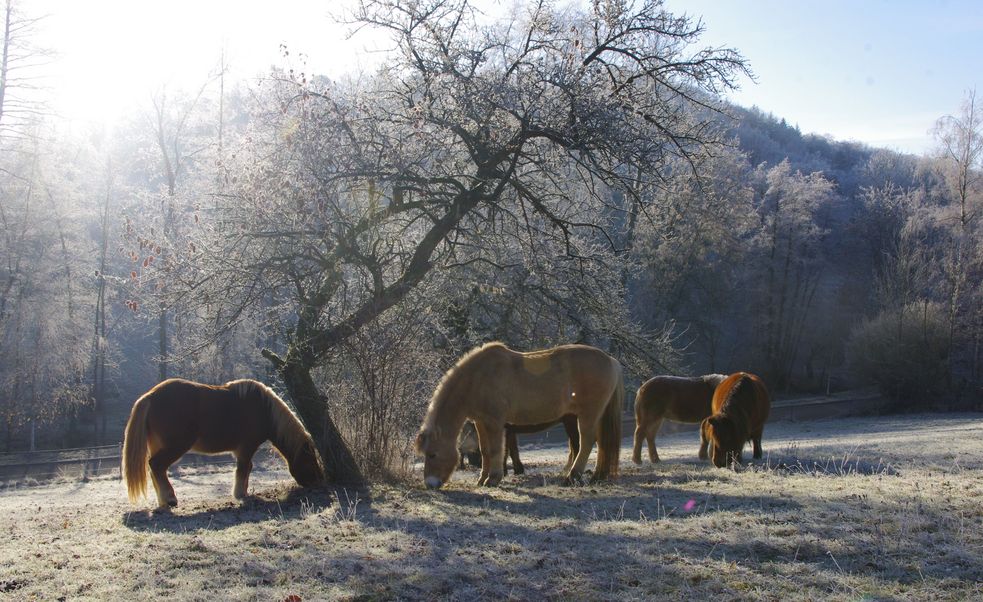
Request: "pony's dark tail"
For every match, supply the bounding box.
[122,393,152,503]
[593,359,624,481]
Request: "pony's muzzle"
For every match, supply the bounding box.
[425,476,443,490]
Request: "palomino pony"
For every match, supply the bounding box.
[418,342,623,488]
[458,416,580,475]
[631,374,726,464]
[700,372,771,468]
[122,378,324,508]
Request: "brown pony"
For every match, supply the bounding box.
[458,416,580,475]
[700,372,771,468]
[417,342,623,488]
[122,378,324,508]
[631,374,726,464]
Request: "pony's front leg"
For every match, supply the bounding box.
[233,444,260,499]
[233,456,252,499]
[565,418,598,485]
[751,434,764,459]
[475,421,505,487]
[698,423,710,461]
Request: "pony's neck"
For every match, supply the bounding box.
[257,388,304,460]
[426,395,469,434]
[268,427,293,458]
[426,375,471,436]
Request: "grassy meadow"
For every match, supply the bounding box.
[1,413,981,601]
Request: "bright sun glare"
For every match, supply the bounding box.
[38,0,365,129]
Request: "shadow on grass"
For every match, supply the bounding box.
[121,483,372,533]
[751,452,902,476]
[117,456,978,599]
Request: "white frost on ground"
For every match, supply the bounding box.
[1,413,981,601]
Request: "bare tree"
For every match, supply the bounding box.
[932,90,983,386]
[126,81,220,381]
[0,129,90,449]
[173,0,749,483]
[0,0,50,143]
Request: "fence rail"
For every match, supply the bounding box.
[0,391,885,483]
[0,446,244,483]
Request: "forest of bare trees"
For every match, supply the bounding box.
[0,0,979,482]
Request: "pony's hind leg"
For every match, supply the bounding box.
[505,428,522,475]
[632,423,646,465]
[148,445,189,509]
[561,417,580,473]
[646,418,663,463]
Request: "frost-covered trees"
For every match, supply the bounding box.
[169,0,749,481]
[846,91,983,399]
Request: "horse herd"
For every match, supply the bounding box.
[121,342,771,508]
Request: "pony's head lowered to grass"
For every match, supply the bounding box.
[229,379,325,488]
[416,425,459,489]
[700,372,771,469]
[701,414,742,468]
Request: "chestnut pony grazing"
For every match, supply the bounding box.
[459,416,580,475]
[700,372,771,468]
[631,374,726,464]
[122,378,324,508]
[418,342,623,489]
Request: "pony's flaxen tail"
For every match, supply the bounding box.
[122,393,152,503]
[593,359,624,481]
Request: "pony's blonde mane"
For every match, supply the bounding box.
[702,373,727,384]
[226,379,315,458]
[424,342,507,428]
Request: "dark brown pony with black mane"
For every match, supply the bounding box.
[631,374,726,464]
[459,416,580,475]
[700,372,771,468]
[122,378,324,508]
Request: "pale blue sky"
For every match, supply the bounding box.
[38,0,981,155]
[663,0,983,154]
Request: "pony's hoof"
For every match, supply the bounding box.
[513,466,525,475]
[561,473,585,487]
[631,456,642,465]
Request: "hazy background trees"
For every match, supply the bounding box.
[0,0,979,468]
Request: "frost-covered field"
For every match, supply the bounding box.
[1,413,981,601]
